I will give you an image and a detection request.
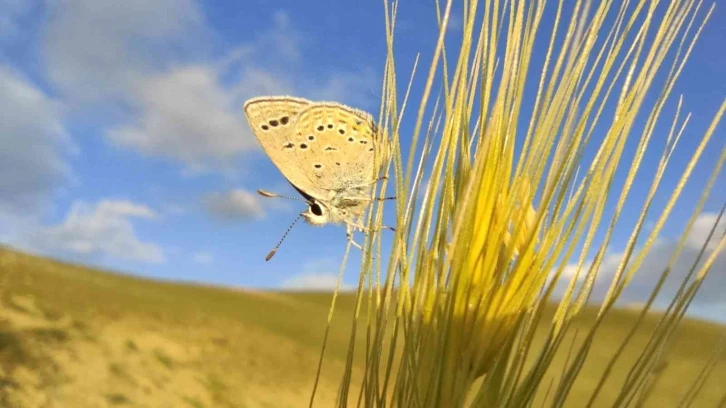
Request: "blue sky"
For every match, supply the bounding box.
[0,1,724,319]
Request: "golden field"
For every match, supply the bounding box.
[0,246,724,407]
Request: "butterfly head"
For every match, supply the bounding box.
[301,200,330,226]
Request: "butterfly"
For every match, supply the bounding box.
[243,96,394,260]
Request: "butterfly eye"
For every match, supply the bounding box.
[261,125,269,130]
[338,129,346,135]
[314,164,323,169]
[327,124,334,129]
[308,135,315,141]
[348,137,355,142]
[310,203,323,216]
[280,116,289,125]
[269,120,279,127]
[300,143,308,149]
[317,125,324,131]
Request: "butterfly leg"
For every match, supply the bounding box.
[345,224,364,251]
[346,195,397,202]
[369,176,389,185]
[346,221,396,234]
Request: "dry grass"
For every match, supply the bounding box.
[1,247,724,407]
[0,246,361,407]
[323,0,725,405]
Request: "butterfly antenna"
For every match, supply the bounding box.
[258,189,309,203]
[265,214,303,261]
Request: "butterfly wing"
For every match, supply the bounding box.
[289,102,389,195]
[243,96,324,197]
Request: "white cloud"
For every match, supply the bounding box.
[203,189,265,220]
[107,66,259,171]
[41,1,376,174]
[43,0,207,104]
[685,212,725,252]
[102,20,302,172]
[96,200,158,219]
[280,258,353,290]
[41,0,297,173]
[553,213,726,319]
[281,272,348,291]
[192,251,213,264]
[24,199,165,264]
[0,66,73,215]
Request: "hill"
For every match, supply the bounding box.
[1,247,724,407]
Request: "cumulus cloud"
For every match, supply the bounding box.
[0,66,73,215]
[43,0,207,103]
[685,212,725,252]
[41,0,300,172]
[554,213,726,318]
[203,189,265,220]
[281,273,348,290]
[101,16,300,172]
[24,199,165,264]
[107,66,259,171]
[280,258,353,290]
[41,0,376,173]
